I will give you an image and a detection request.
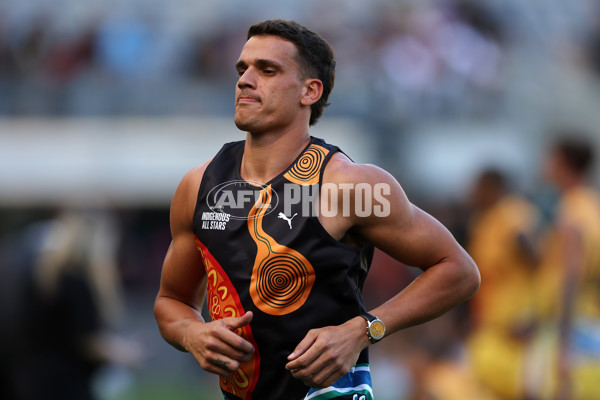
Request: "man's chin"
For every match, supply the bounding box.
[234,120,251,132]
[234,117,260,133]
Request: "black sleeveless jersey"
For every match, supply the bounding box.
[192,137,375,400]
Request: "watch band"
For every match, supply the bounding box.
[360,312,386,344]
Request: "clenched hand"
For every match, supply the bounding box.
[285,316,371,388]
[183,311,255,376]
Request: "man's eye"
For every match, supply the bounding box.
[263,69,276,75]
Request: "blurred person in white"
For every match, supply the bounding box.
[465,168,540,400]
[375,1,504,119]
[15,208,142,400]
[532,133,600,400]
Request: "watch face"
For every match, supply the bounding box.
[370,320,386,340]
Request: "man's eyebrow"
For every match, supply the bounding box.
[235,59,283,70]
[235,60,247,70]
[255,59,282,69]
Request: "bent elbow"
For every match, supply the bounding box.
[463,256,480,299]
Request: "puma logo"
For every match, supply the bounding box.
[277,212,297,229]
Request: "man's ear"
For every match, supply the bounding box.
[300,79,323,106]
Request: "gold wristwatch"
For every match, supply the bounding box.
[360,312,386,344]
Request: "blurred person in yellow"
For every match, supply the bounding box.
[531,133,600,400]
[465,168,541,400]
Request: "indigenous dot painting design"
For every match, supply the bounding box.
[195,237,260,400]
[248,185,315,315]
[283,144,330,186]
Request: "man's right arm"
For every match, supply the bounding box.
[154,162,255,376]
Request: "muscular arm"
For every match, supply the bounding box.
[154,161,254,376]
[154,165,208,349]
[287,154,480,387]
[556,220,584,399]
[354,164,479,333]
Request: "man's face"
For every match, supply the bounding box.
[234,35,307,134]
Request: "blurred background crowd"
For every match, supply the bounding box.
[2,0,600,399]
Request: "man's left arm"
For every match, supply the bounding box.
[286,163,480,388]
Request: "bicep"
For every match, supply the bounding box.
[157,165,209,309]
[361,203,464,270]
[354,168,466,270]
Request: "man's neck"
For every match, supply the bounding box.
[240,129,311,185]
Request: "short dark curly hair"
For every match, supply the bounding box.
[247,19,336,126]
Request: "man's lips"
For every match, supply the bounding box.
[237,95,260,104]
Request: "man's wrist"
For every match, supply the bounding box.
[181,319,204,353]
[352,316,372,349]
[360,312,386,344]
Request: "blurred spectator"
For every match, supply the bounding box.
[96,15,154,81]
[374,1,505,119]
[45,25,98,84]
[8,208,142,400]
[1,0,598,123]
[464,168,540,399]
[0,212,54,399]
[185,23,247,82]
[12,16,51,80]
[531,133,600,400]
[582,6,600,77]
[0,17,18,80]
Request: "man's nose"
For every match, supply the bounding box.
[237,68,256,89]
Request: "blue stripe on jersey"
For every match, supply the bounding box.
[304,364,374,400]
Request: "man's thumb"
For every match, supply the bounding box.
[226,310,253,330]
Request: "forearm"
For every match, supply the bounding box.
[371,257,479,335]
[154,295,206,352]
[559,226,583,345]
